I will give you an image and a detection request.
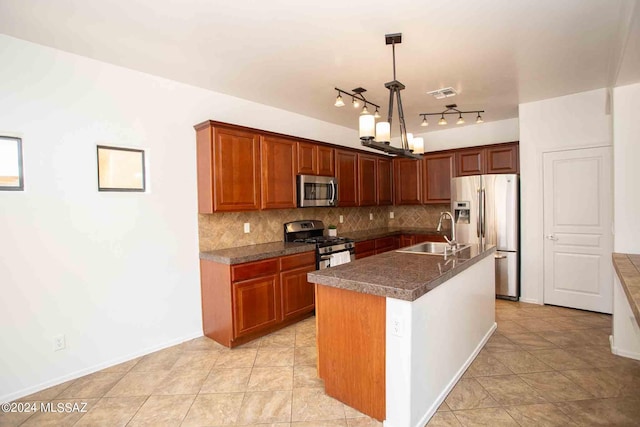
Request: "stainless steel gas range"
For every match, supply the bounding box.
[283,220,355,270]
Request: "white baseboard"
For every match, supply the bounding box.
[610,335,640,361]
[518,297,542,305]
[414,322,498,427]
[1,330,203,404]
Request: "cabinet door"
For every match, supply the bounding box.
[232,275,279,338]
[486,143,519,174]
[393,158,422,205]
[399,235,415,248]
[358,154,378,206]
[374,236,397,254]
[297,141,318,175]
[377,158,393,206]
[455,148,485,177]
[423,152,453,203]
[317,146,335,176]
[335,150,358,207]
[261,136,297,209]
[280,265,316,321]
[355,240,376,259]
[213,127,261,211]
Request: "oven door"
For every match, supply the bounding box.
[318,249,355,269]
[297,175,337,207]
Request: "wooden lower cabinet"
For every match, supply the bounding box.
[354,240,376,259]
[233,275,279,338]
[280,252,316,321]
[200,251,315,347]
[374,236,398,254]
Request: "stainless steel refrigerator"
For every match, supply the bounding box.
[451,174,519,299]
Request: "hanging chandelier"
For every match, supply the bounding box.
[419,104,484,127]
[334,33,423,160]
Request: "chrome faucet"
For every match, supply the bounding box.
[437,211,457,249]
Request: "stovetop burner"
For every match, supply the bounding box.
[294,236,350,245]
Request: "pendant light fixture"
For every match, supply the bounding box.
[421,104,485,127]
[333,33,421,160]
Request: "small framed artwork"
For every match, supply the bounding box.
[97,145,146,192]
[0,136,24,191]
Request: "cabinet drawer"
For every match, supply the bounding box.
[232,259,278,282]
[355,240,376,254]
[280,251,316,271]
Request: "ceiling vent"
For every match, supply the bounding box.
[427,87,457,99]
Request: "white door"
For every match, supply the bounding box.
[543,147,613,313]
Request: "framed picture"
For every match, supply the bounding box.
[0,136,24,191]
[97,145,146,192]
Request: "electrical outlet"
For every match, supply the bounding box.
[369,213,373,220]
[339,215,344,224]
[391,317,404,337]
[389,211,395,219]
[243,223,250,233]
[53,334,66,351]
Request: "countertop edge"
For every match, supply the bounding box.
[309,246,496,302]
[612,252,640,326]
[200,243,316,265]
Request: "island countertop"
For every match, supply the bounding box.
[308,244,496,301]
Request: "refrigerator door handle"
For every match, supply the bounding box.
[481,189,486,238]
[495,254,507,259]
[476,189,482,238]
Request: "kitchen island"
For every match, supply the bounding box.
[307,244,496,427]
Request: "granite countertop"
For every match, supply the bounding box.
[200,241,315,265]
[308,244,496,302]
[344,227,446,242]
[612,253,640,325]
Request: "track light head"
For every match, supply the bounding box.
[334,94,345,107]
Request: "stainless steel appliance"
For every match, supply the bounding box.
[283,220,354,269]
[451,174,519,300]
[297,175,337,207]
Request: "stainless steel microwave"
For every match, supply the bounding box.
[297,175,337,207]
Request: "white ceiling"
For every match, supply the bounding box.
[1,0,638,133]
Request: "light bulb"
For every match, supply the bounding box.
[361,105,369,115]
[352,98,360,108]
[334,95,345,107]
[438,115,447,125]
[476,114,484,124]
[421,117,429,127]
[456,114,465,125]
[413,137,425,154]
[376,122,391,143]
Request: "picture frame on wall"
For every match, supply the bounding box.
[97,145,146,192]
[0,136,24,191]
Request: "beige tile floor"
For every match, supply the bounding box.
[3,300,640,426]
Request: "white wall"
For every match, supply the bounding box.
[415,118,519,152]
[0,34,358,402]
[613,83,640,253]
[518,89,612,304]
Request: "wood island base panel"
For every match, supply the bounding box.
[315,284,386,421]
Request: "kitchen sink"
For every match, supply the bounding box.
[396,242,470,256]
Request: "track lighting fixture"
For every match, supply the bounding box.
[421,104,484,128]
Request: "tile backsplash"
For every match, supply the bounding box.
[198,204,449,251]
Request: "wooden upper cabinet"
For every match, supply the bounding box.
[261,136,297,209]
[377,157,393,206]
[455,148,485,177]
[317,146,335,176]
[358,154,378,206]
[393,158,422,205]
[336,149,358,207]
[296,141,318,175]
[423,152,453,204]
[198,125,260,212]
[485,142,519,174]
